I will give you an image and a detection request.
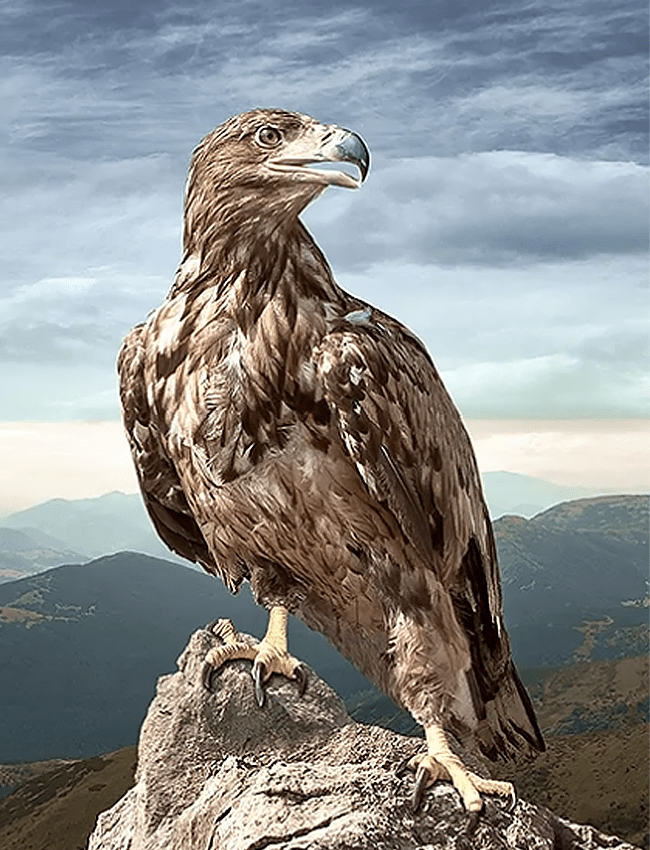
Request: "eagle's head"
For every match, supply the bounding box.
[183,109,370,254]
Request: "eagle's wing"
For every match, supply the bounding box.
[315,306,520,727]
[118,325,214,571]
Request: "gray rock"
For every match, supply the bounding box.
[87,629,641,850]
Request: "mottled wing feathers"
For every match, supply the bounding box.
[317,308,487,579]
[315,306,542,750]
[316,319,434,563]
[118,325,214,571]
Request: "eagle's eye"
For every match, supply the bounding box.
[255,125,283,148]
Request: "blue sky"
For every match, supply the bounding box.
[0,0,648,508]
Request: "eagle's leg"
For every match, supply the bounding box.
[407,722,515,812]
[202,606,307,706]
[250,605,308,706]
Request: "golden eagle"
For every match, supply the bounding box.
[119,108,543,812]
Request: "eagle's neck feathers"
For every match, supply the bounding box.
[171,195,344,314]
[175,151,333,300]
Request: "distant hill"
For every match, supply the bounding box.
[0,473,617,572]
[495,494,649,669]
[482,471,596,518]
[0,494,646,767]
[0,492,183,565]
[0,527,84,583]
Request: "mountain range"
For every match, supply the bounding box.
[0,492,647,847]
[0,527,84,583]
[498,494,649,669]
[0,472,622,582]
[0,491,179,574]
[0,494,646,768]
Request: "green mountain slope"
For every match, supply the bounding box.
[0,553,368,763]
[495,495,649,669]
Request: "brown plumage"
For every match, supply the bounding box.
[119,109,543,802]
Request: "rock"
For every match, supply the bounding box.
[88,628,642,850]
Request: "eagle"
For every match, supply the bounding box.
[118,108,544,812]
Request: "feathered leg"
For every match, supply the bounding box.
[202,605,307,705]
[408,722,515,812]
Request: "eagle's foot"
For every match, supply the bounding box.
[201,618,258,691]
[408,723,515,813]
[201,608,307,706]
[251,640,307,707]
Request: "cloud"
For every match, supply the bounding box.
[0,0,646,423]
[0,361,120,420]
[305,151,648,267]
[0,0,645,161]
[0,145,183,284]
[334,256,648,419]
[445,343,648,419]
[0,271,168,364]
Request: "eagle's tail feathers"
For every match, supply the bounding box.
[473,662,545,761]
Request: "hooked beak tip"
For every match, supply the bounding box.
[334,130,370,183]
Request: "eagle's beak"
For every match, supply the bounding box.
[267,125,370,190]
[319,128,370,186]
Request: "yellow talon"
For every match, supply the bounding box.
[408,722,515,812]
[202,607,307,704]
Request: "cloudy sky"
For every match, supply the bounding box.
[0,0,648,511]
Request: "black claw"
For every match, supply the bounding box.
[465,810,480,835]
[293,664,308,696]
[201,661,214,692]
[253,662,266,707]
[506,788,518,813]
[411,765,428,811]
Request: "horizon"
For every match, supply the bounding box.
[3,482,647,521]
[1,418,647,516]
